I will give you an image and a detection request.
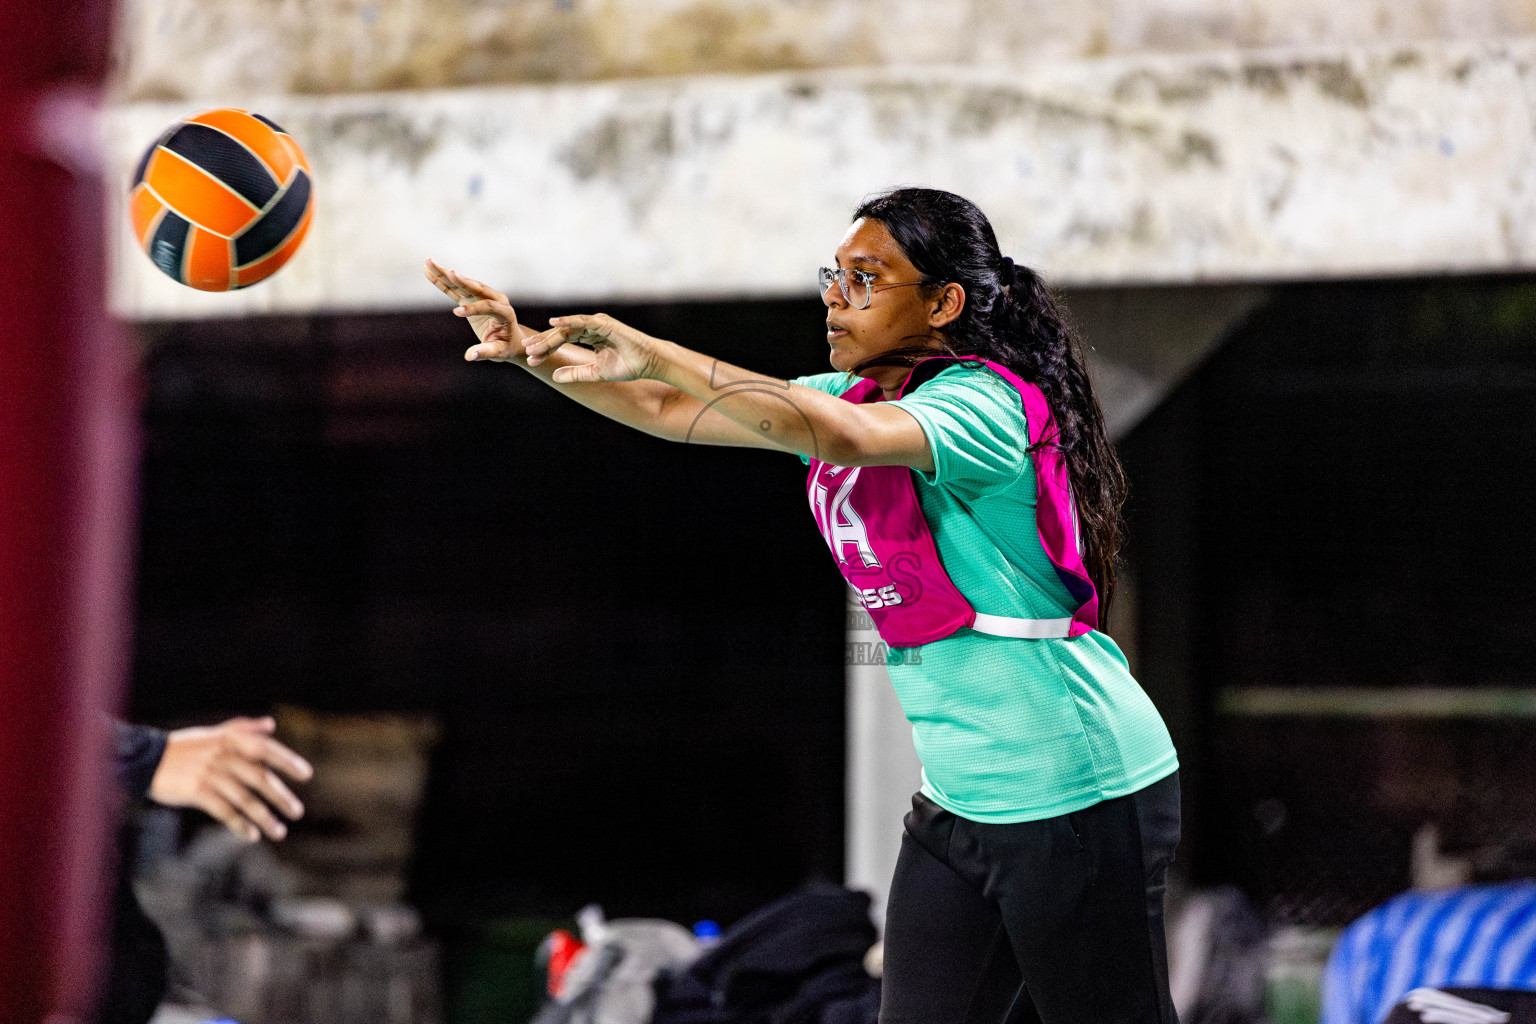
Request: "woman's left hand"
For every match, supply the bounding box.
[526,314,664,384]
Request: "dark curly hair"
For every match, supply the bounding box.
[849,187,1129,626]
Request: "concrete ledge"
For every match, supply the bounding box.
[104,38,1536,318]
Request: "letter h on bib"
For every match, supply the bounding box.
[811,465,878,569]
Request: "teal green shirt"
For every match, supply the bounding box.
[791,363,1178,823]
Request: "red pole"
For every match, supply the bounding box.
[0,0,134,1020]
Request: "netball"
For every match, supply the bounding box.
[127,107,313,291]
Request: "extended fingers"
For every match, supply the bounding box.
[446,268,509,305]
[551,361,612,384]
[205,748,292,840]
[200,789,262,843]
[425,259,512,309]
[520,326,580,365]
[225,754,305,822]
[222,714,275,734]
[453,298,514,320]
[548,314,613,335]
[265,740,314,784]
[230,729,314,785]
[423,258,471,302]
[465,338,521,362]
[208,773,282,841]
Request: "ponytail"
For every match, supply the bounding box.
[851,188,1129,625]
[995,261,1127,623]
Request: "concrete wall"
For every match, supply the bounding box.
[112,0,1536,100]
[106,39,1536,318]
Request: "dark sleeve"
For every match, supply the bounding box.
[112,721,168,802]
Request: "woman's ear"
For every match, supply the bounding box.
[930,282,966,329]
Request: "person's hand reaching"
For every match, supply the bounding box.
[148,716,313,843]
[525,313,665,383]
[424,258,533,362]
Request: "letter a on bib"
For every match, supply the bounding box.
[811,465,879,568]
[804,357,1100,648]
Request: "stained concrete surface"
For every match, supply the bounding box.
[105,40,1536,318]
[111,0,1536,100]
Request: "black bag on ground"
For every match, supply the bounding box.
[650,884,879,1024]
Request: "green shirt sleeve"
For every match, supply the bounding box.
[788,371,858,464]
[891,365,1032,503]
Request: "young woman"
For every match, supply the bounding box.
[425,188,1180,1024]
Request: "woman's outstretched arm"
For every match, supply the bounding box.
[425,260,794,449]
[519,312,935,472]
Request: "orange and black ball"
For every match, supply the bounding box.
[129,108,314,291]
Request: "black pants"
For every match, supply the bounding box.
[880,772,1181,1024]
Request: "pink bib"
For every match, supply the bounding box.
[805,356,1099,648]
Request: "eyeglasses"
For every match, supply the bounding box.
[818,267,929,310]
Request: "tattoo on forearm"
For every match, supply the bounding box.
[682,356,819,458]
[707,358,791,392]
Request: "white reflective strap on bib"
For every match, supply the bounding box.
[969,612,1075,639]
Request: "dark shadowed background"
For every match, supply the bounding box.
[129,275,1536,939]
